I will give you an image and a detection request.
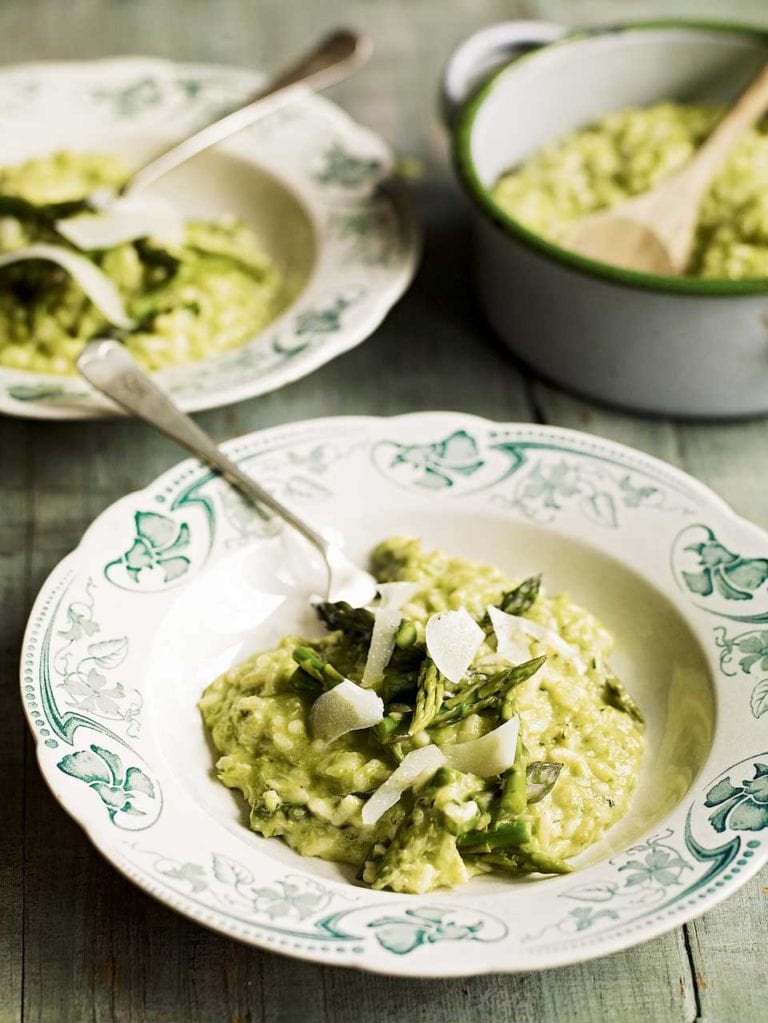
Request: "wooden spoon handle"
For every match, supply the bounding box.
[683,63,768,193]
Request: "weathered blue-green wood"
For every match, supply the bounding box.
[0,1,766,1021]
[0,490,27,1023]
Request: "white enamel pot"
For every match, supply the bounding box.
[444,20,768,418]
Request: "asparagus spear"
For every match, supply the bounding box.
[373,709,406,742]
[429,656,545,729]
[0,193,91,229]
[291,646,347,691]
[498,736,528,818]
[460,744,569,876]
[409,659,445,733]
[381,671,417,704]
[377,622,427,705]
[368,767,485,890]
[389,644,426,680]
[465,848,572,875]
[377,657,545,743]
[603,672,644,725]
[394,619,418,649]
[500,685,518,723]
[314,601,375,640]
[134,238,182,275]
[482,575,542,628]
[458,820,531,851]
[526,761,563,804]
[455,735,530,852]
[458,736,558,855]
[315,602,424,683]
[288,667,323,696]
[370,712,409,744]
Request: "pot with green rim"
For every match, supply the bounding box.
[443,19,768,418]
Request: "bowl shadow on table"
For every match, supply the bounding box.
[386,180,539,410]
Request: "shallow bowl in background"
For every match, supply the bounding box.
[0,57,418,420]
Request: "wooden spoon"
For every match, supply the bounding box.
[564,64,768,275]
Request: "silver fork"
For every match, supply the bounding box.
[50,30,369,216]
[77,338,377,607]
[121,29,370,199]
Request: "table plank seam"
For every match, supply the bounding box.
[682,925,703,1022]
[19,426,37,1023]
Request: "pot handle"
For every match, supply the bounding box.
[441,20,565,127]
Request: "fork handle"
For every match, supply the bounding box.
[124,30,370,196]
[679,62,768,196]
[77,338,330,555]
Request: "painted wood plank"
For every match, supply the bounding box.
[323,933,697,1023]
[0,488,29,1023]
[684,874,768,1023]
[676,420,768,529]
[20,490,100,1023]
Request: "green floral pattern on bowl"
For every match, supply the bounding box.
[682,530,768,602]
[58,743,159,830]
[20,413,768,977]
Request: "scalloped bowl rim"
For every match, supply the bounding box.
[19,412,768,976]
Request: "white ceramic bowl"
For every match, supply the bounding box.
[20,412,768,975]
[0,57,418,420]
[444,20,768,418]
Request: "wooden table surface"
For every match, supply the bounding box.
[2,1,767,1020]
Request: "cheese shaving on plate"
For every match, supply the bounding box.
[361,745,445,826]
[376,582,419,608]
[0,243,135,329]
[443,716,520,777]
[361,582,419,688]
[56,195,185,249]
[310,679,384,743]
[490,607,586,673]
[425,607,484,683]
[361,607,402,688]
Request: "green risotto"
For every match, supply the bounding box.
[200,538,644,894]
[0,151,285,373]
[492,102,768,279]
